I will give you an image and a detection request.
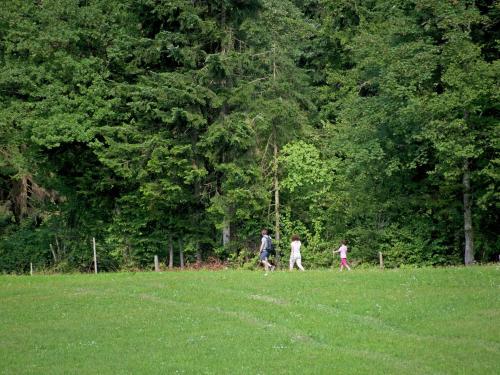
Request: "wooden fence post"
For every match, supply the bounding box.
[154,255,160,272]
[93,237,98,274]
[379,251,384,269]
[196,243,202,265]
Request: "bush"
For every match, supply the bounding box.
[379,225,458,267]
[0,221,52,273]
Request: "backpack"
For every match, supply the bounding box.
[264,235,275,254]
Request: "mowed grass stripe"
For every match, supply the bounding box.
[0,267,498,374]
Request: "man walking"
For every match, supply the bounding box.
[259,229,275,272]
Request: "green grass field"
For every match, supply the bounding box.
[1,267,499,374]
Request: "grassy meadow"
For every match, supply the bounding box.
[0,266,499,374]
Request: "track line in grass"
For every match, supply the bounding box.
[66,271,500,350]
[249,294,288,305]
[127,276,475,371]
[308,297,500,354]
[1,268,498,374]
[130,289,327,349]
[347,348,448,375]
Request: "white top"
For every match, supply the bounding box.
[261,235,270,250]
[291,240,301,257]
[338,245,348,258]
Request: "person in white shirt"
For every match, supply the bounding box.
[333,240,351,271]
[289,234,305,271]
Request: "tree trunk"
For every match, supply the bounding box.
[271,45,280,266]
[168,234,174,269]
[223,219,230,247]
[221,153,230,247]
[219,23,231,247]
[49,243,57,263]
[11,175,29,222]
[463,159,474,265]
[273,139,280,266]
[179,238,184,269]
[272,43,276,80]
[196,248,202,265]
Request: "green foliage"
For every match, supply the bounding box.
[306,0,499,266]
[0,0,498,271]
[0,220,51,273]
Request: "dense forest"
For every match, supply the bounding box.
[0,0,498,272]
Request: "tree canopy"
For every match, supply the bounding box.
[1,0,498,272]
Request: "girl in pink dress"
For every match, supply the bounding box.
[333,240,351,271]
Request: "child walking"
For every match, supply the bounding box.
[333,240,351,271]
[289,234,305,271]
